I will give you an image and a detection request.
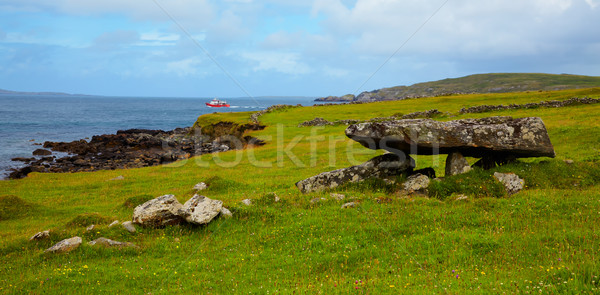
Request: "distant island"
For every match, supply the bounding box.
[316,73,600,102]
[0,88,87,96]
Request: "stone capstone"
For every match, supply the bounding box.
[296,153,415,193]
[45,237,82,254]
[132,194,183,227]
[345,116,555,159]
[177,195,223,225]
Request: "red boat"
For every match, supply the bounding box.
[205,98,230,108]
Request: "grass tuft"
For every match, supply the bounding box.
[122,194,155,209]
[0,195,35,221]
[65,213,115,228]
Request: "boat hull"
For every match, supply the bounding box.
[205,103,230,108]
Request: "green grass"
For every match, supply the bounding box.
[1,88,600,294]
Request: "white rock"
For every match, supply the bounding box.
[45,237,82,254]
[341,202,356,209]
[220,207,233,218]
[86,224,95,232]
[178,195,223,225]
[132,194,183,227]
[108,220,120,227]
[193,182,208,191]
[110,175,125,181]
[30,230,50,241]
[494,172,524,195]
[122,221,136,233]
[88,237,136,248]
[330,193,345,201]
[403,174,431,193]
[455,194,469,201]
[241,199,252,206]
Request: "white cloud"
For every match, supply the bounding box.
[241,51,311,75]
[166,57,204,76]
[585,0,600,8]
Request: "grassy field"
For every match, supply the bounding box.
[1,88,600,294]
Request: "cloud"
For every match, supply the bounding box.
[241,51,311,75]
[166,57,204,76]
[585,0,600,8]
[139,32,180,46]
[91,30,140,51]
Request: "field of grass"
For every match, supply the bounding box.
[1,88,600,294]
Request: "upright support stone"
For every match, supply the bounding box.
[445,152,471,176]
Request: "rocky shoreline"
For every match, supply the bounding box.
[8,123,265,180]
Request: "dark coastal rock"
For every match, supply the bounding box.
[32,149,52,156]
[9,124,265,179]
[345,117,555,159]
[11,157,35,162]
[296,153,415,193]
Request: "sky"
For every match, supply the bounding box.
[0,0,599,98]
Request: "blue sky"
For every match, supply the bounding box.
[0,0,599,98]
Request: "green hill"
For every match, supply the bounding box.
[317,73,600,102]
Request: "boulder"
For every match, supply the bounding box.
[132,194,184,227]
[45,237,82,254]
[122,221,136,233]
[345,117,555,158]
[193,182,208,191]
[33,149,52,156]
[220,207,233,218]
[88,237,136,248]
[296,153,415,193]
[494,172,525,195]
[341,202,357,209]
[403,174,430,193]
[445,152,472,176]
[330,193,345,201]
[177,195,223,225]
[108,220,120,227]
[30,230,50,241]
[241,199,252,206]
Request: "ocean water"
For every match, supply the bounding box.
[0,95,317,179]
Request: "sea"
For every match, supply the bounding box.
[0,94,320,179]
